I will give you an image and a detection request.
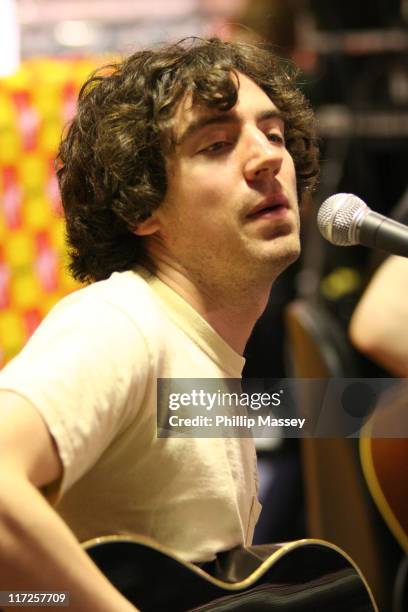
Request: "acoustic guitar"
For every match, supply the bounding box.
[359,382,408,553]
[360,381,408,612]
[83,535,378,611]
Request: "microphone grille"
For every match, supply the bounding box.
[317,193,367,245]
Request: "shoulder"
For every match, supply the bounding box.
[31,269,164,354]
[0,270,168,388]
[49,269,161,323]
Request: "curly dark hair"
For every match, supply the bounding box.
[57,37,319,283]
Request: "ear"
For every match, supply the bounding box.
[132,213,161,236]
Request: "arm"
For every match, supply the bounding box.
[0,391,137,612]
[349,255,408,376]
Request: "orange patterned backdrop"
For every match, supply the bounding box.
[0,57,108,367]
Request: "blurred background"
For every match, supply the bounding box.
[1,1,407,610]
[1,0,408,367]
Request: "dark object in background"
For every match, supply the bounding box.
[309,0,404,30]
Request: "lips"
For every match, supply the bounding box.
[247,195,289,219]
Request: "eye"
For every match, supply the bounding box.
[267,132,285,146]
[199,141,232,154]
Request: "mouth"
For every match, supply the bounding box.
[246,196,290,220]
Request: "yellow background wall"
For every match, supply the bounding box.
[0,57,106,366]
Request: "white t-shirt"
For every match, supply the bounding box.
[0,267,261,562]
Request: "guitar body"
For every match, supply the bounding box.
[83,536,378,611]
[360,407,408,553]
[360,386,408,612]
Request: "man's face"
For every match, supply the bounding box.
[147,72,300,290]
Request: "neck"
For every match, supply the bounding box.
[143,254,273,355]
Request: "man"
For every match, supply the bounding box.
[350,255,408,376]
[350,195,408,376]
[0,38,318,610]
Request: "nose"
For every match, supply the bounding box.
[243,132,284,182]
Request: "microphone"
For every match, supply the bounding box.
[317,193,408,258]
